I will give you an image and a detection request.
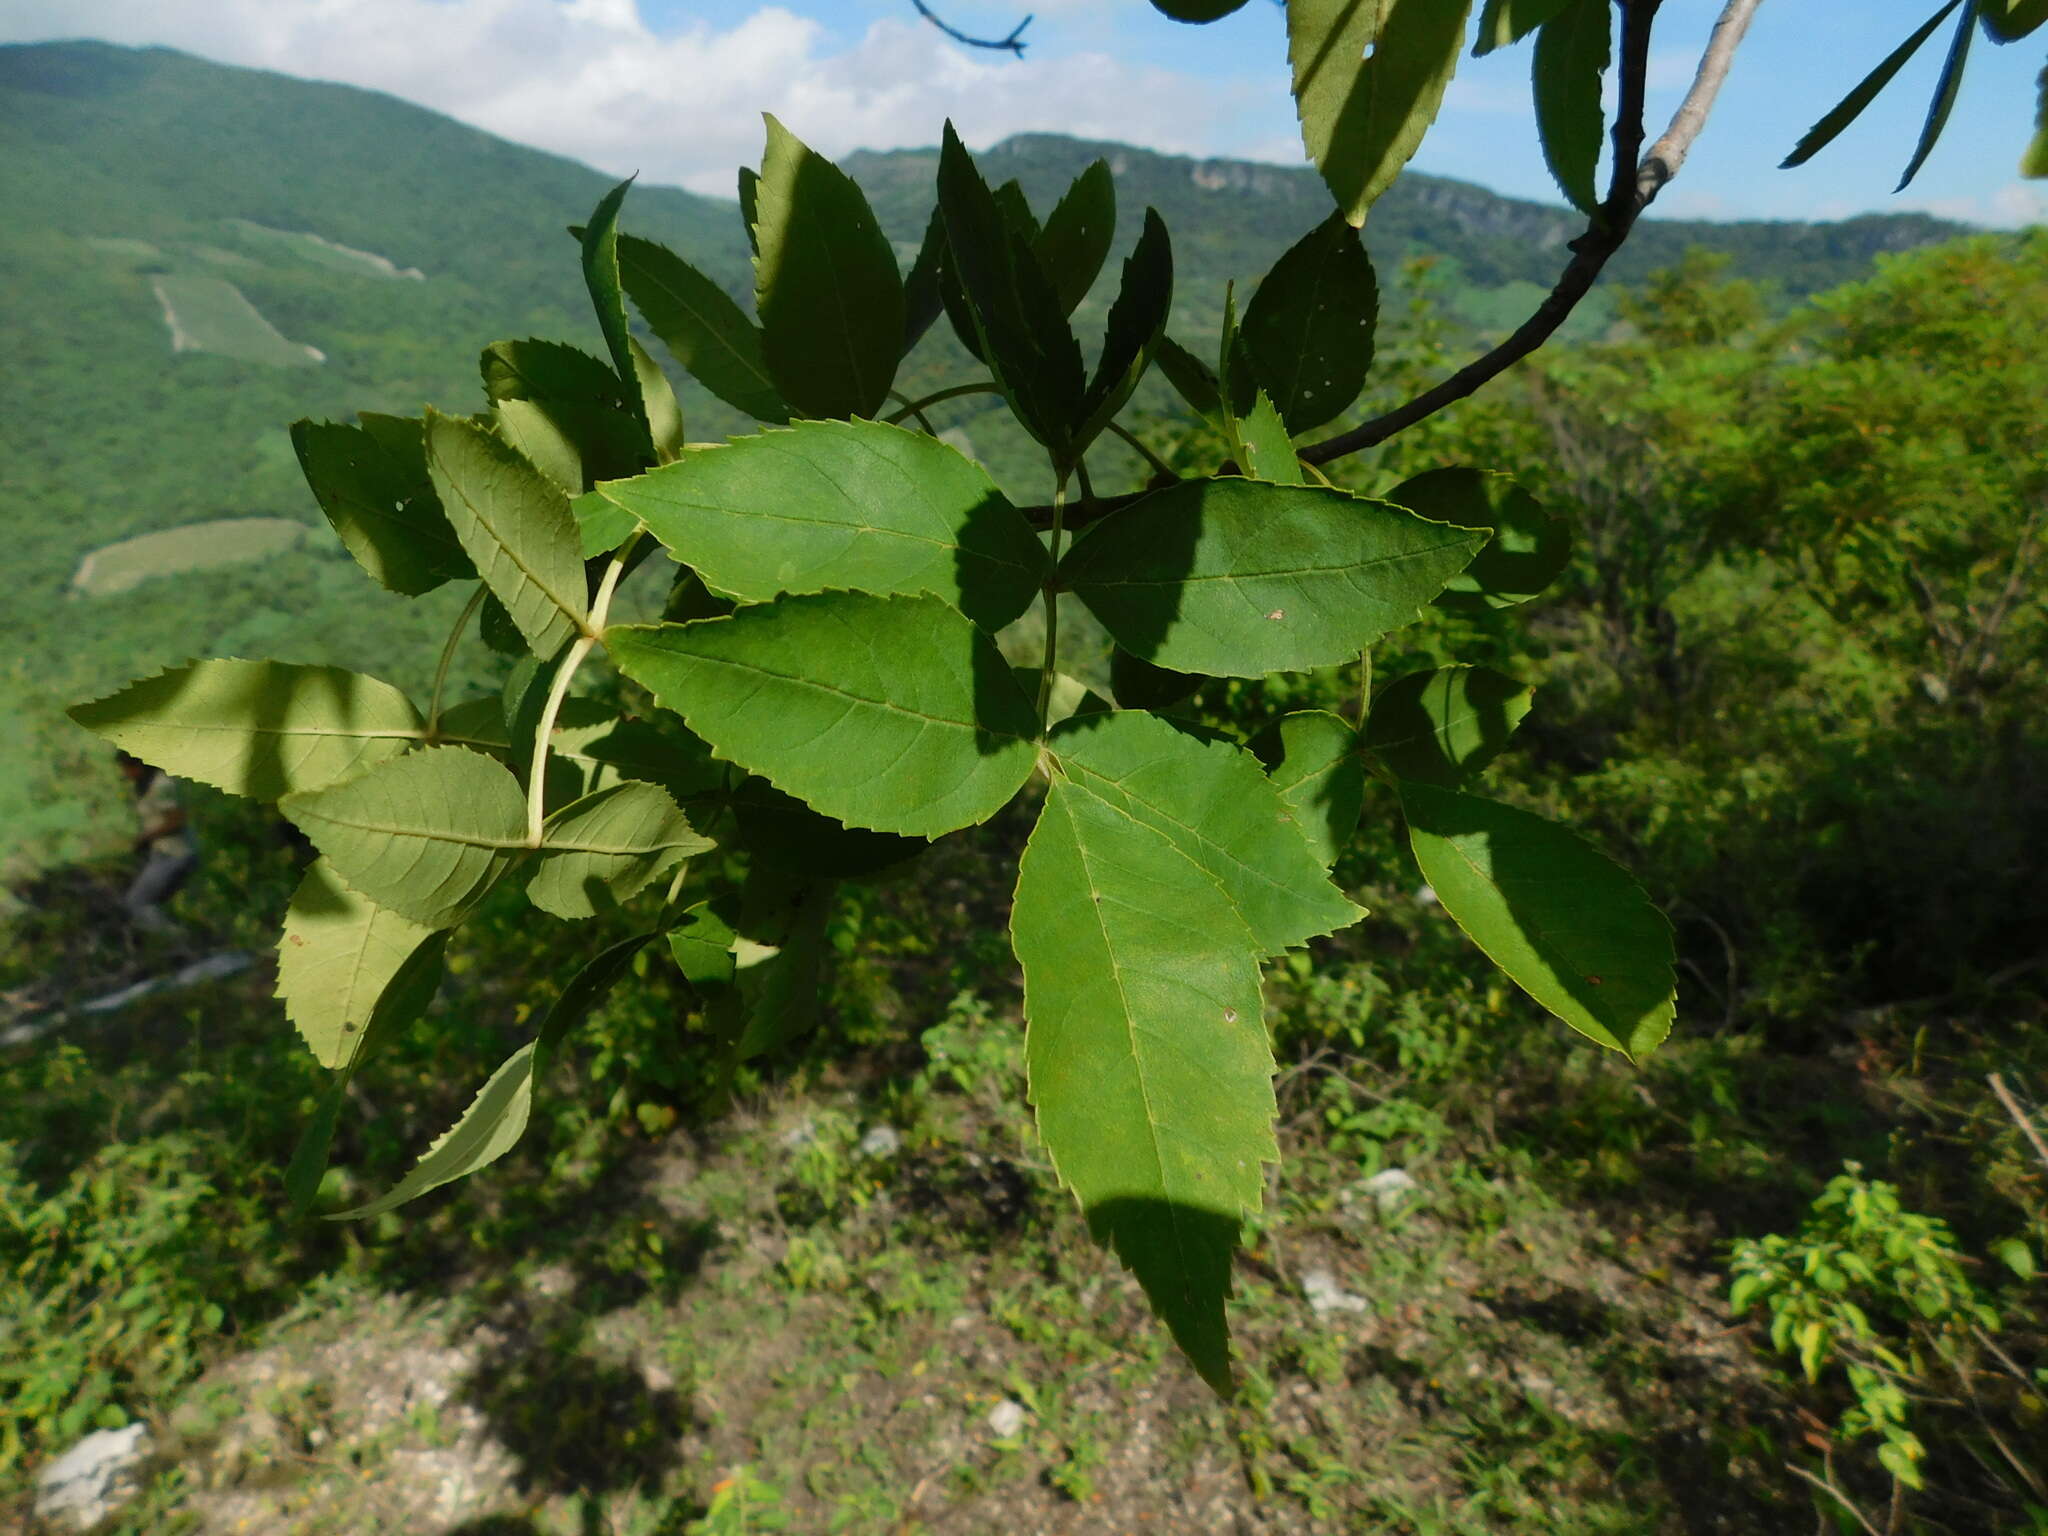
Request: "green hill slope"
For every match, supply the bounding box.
[0,39,1970,873]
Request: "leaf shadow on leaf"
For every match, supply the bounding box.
[949,479,1056,633]
[1084,1195,1243,1395]
[1056,490,1202,668]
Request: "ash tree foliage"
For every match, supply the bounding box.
[70,0,2044,1391]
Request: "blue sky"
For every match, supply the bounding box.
[7,0,2043,225]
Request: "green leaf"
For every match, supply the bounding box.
[1049,710,1361,958]
[482,338,644,495]
[1782,2,1963,168]
[332,930,653,1219]
[1035,160,1117,315]
[578,178,648,422]
[607,592,1040,838]
[70,659,423,801]
[938,122,1085,459]
[572,488,640,559]
[1148,0,1250,19]
[1898,0,1979,189]
[1533,0,1611,215]
[1474,0,1573,55]
[1231,389,1302,486]
[1386,467,1569,610]
[424,408,589,656]
[1239,212,1379,434]
[993,178,1042,244]
[630,337,687,462]
[1982,0,2048,38]
[1061,478,1486,677]
[668,901,736,999]
[551,713,728,804]
[276,858,445,1069]
[477,592,526,656]
[1013,765,1275,1393]
[1401,782,1675,1059]
[432,696,511,754]
[1154,335,1223,423]
[1109,647,1202,711]
[1996,1237,2036,1279]
[737,166,761,254]
[291,416,472,594]
[1366,665,1533,787]
[280,746,530,928]
[285,1078,350,1214]
[2028,62,2048,175]
[1250,711,1364,869]
[1074,208,1175,454]
[616,231,788,423]
[529,781,713,919]
[900,204,949,357]
[598,419,1048,630]
[1289,0,1477,225]
[729,875,837,1062]
[753,116,903,420]
[727,778,926,879]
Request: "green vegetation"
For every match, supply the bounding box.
[72,518,308,595]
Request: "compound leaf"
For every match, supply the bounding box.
[1060,478,1485,677]
[1533,0,1611,215]
[529,781,713,919]
[1366,665,1533,787]
[291,415,472,594]
[1239,212,1378,434]
[598,419,1047,630]
[280,746,530,928]
[753,116,903,420]
[424,408,589,656]
[1402,782,1675,1059]
[276,858,445,1070]
[617,231,788,422]
[1387,467,1569,610]
[607,592,1040,838]
[70,659,423,802]
[1289,0,1476,224]
[1250,710,1364,869]
[1013,766,1275,1393]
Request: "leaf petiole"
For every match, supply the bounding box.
[527,533,641,846]
[426,584,488,740]
[882,381,1001,425]
[1037,468,1074,730]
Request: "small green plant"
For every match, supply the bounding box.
[688,1465,790,1534]
[1729,1162,2001,1490]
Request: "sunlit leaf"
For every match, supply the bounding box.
[276,858,446,1070]
[1231,389,1302,485]
[482,338,643,494]
[529,781,714,919]
[1250,710,1364,869]
[291,415,473,595]
[1366,665,1533,787]
[617,231,788,422]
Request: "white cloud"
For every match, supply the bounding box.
[0,0,1265,195]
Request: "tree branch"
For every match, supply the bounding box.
[910,0,1033,55]
[1299,0,1764,468]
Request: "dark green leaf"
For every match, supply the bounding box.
[753,116,904,420]
[477,592,526,656]
[482,338,644,494]
[1250,710,1364,869]
[1981,0,2048,39]
[729,876,836,1062]
[578,179,641,393]
[1154,335,1223,423]
[1035,160,1117,315]
[280,746,530,928]
[1014,756,1275,1393]
[937,122,1085,459]
[993,179,1042,244]
[1239,213,1379,433]
[1289,0,1476,224]
[1074,208,1174,453]
[1386,467,1569,610]
[901,204,949,357]
[285,1079,348,1214]
[530,781,714,919]
[668,902,736,999]
[607,592,1040,838]
[424,408,589,656]
[737,166,761,255]
[291,416,472,594]
[433,696,511,755]
[551,712,727,804]
[2027,62,2048,174]
[331,931,653,1219]
[728,778,926,879]
[1365,665,1533,787]
[70,659,423,801]
[276,858,445,1069]
[1899,0,1979,189]
[1109,647,1202,710]
[1402,782,1675,1059]
[1148,0,1250,18]
[1533,0,1611,215]
[598,419,1048,630]
[617,232,788,423]
[1782,2,1963,168]
[1474,0,1574,55]
[1061,478,1486,677]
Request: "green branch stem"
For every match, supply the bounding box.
[1104,420,1177,482]
[425,584,488,738]
[1036,469,1073,730]
[526,535,640,846]
[883,381,1000,425]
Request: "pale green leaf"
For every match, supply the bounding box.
[424,407,589,656]
[572,488,640,559]
[1533,0,1610,215]
[753,116,903,420]
[1014,769,1276,1393]
[1289,0,1476,225]
[280,746,530,928]
[1387,466,1569,610]
[1232,390,1302,485]
[1474,0,1573,55]
[290,415,472,594]
[432,696,511,754]
[668,901,737,999]
[69,659,423,802]
[1239,212,1378,433]
[1402,782,1675,1059]
[1049,710,1361,958]
[606,592,1040,838]
[1366,665,1533,787]
[276,858,445,1069]
[598,420,1048,630]
[332,931,653,1219]
[1035,159,1117,315]
[1060,478,1485,677]
[630,337,687,462]
[481,337,642,497]
[616,230,788,422]
[529,781,714,919]
[1250,710,1364,869]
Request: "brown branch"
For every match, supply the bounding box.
[1988,1072,2048,1175]
[1299,0,1765,468]
[909,0,1032,55]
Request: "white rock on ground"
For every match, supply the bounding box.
[35,1424,153,1530]
[1300,1268,1369,1318]
[857,1125,902,1159]
[985,1398,1026,1438]
[1358,1167,1420,1213]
